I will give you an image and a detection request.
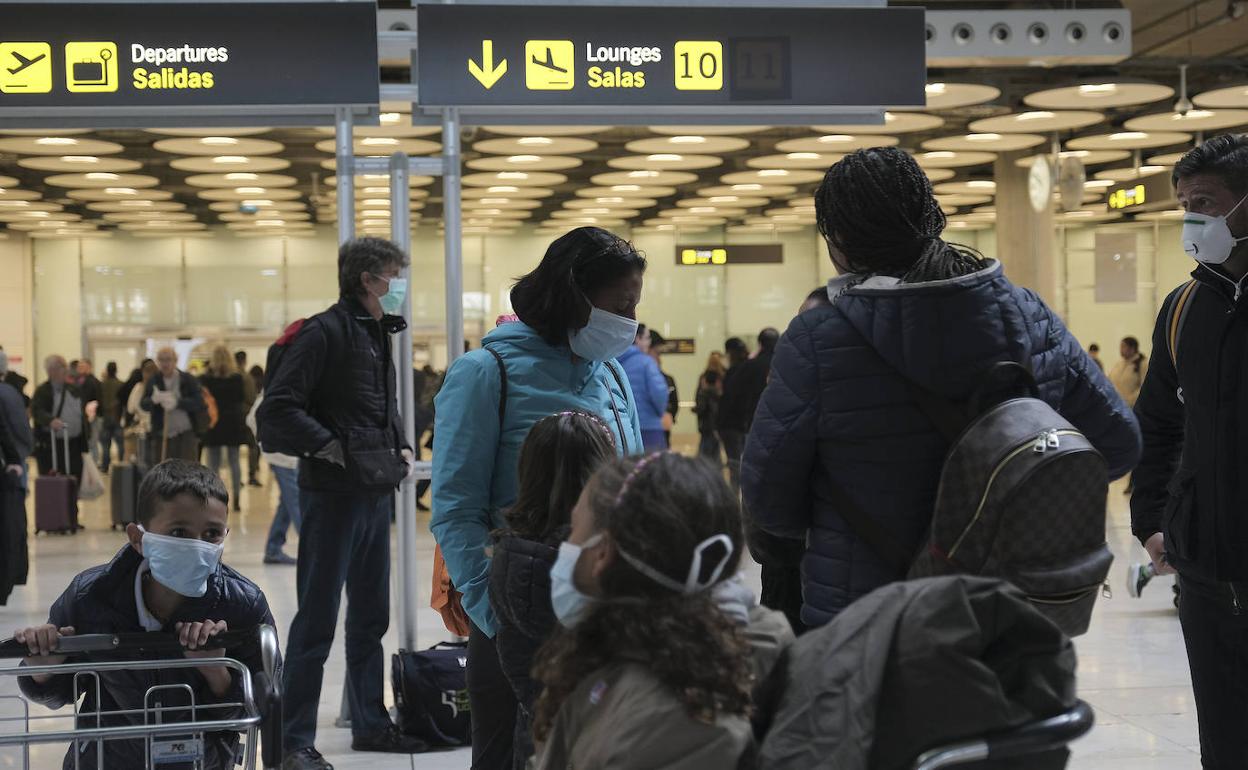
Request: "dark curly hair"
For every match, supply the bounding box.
[1173,132,1248,197]
[503,411,616,543]
[815,147,987,282]
[510,227,648,347]
[531,454,753,740]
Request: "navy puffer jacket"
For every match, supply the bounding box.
[742,260,1141,628]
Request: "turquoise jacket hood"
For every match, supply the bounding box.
[431,321,643,635]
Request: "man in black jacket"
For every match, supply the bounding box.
[717,330,778,493]
[142,348,207,463]
[1132,134,1248,769]
[31,355,87,482]
[259,238,422,770]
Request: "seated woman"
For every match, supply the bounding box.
[532,453,786,769]
[489,411,617,769]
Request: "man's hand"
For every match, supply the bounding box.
[1144,532,1176,575]
[177,620,232,697]
[49,418,65,432]
[5,464,22,477]
[15,625,74,683]
[314,439,346,468]
[401,448,415,480]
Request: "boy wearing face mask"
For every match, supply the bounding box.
[13,459,274,770]
[1132,133,1248,769]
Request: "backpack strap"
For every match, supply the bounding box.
[600,361,632,456]
[483,346,508,430]
[1166,280,1200,366]
[825,480,913,577]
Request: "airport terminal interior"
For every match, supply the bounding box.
[2,0,1248,767]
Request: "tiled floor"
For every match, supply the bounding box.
[0,467,1200,769]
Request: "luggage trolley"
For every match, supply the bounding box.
[0,625,283,770]
[914,700,1095,769]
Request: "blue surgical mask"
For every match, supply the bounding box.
[568,307,638,362]
[139,526,225,598]
[550,534,603,628]
[373,274,408,315]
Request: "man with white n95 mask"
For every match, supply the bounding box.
[1132,133,1248,769]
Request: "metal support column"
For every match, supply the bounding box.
[333,104,354,730]
[335,106,355,245]
[390,152,420,652]
[442,108,465,364]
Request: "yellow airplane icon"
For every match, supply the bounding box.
[0,42,53,93]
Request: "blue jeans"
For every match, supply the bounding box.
[97,418,124,471]
[283,488,393,751]
[205,445,241,506]
[265,465,302,557]
[641,429,668,453]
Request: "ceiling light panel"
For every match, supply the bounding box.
[747,153,842,170]
[922,134,1046,153]
[154,137,285,156]
[969,111,1105,134]
[1066,131,1191,151]
[312,138,441,156]
[472,137,599,155]
[775,135,899,153]
[1024,82,1173,110]
[625,136,750,154]
[591,170,699,187]
[44,173,160,189]
[1124,109,1248,133]
[906,82,1000,111]
[607,155,723,171]
[467,155,583,172]
[462,172,569,188]
[814,112,945,135]
[1193,84,1248,109]
[170,156,292,173]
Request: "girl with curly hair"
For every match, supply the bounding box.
[531,452,773,769]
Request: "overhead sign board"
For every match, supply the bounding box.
[415,5,925,108]
[1108,170,1176,213]
[0,2,378,126]
[677,244,784,266]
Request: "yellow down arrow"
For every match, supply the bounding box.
[468,40,507,89]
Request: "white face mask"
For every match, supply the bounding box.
[1182,193,1248,265]
[550,534,603,628]
[567,307,638,362]
[138,526,225,598]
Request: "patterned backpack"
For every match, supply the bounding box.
[833,363,1112,637]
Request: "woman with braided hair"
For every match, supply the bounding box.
[742,147,1142,628]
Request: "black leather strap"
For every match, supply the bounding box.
[483,346,508,430]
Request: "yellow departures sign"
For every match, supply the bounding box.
[468,40,507,89]
[0,42,52,93]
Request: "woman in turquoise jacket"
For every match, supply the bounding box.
[432,227,645,769]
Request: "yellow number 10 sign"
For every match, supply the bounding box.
[674,41,723,91]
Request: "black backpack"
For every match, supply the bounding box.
[392,642,471,746]
[834,363,1111,637]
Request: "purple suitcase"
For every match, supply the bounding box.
[35,431,78,535]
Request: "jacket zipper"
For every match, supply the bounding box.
[947,429,1082,560]
[1232,583,1243,615]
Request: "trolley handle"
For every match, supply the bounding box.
[913,700,1095,770]
[0,628,259,659]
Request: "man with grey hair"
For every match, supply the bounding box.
[31,356,86,483]
[260,237,421,768]
[0,349,29,407]
[141,347,206,463]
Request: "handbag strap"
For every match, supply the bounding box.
[601,361,631,456]
[483,346,508,430]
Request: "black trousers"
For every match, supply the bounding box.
[468,623,517,770]
[719,430,746,494]
[1179,574,1248,769]
[283,488,393,751]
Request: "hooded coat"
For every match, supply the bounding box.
[742,261,1141,627]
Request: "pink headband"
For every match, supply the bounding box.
[555,410,616,448]
[614,451,668,509]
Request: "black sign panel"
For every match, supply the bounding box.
[1107,170,1176,212]
[416,5,925,108]
[0,2,378,119]
[677,244,784,266]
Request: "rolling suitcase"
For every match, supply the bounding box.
[110,431,146,529]
[109,463,142,529]
[35,430,78,535]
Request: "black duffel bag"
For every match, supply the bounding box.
[392,642,471,747]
